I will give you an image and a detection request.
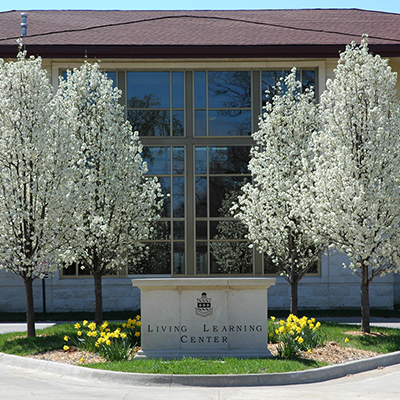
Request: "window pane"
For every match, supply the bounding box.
[208,71,251,108]
[195,147,207,174]
[173,242,185,274]
[158,177,171,218]
[172,111,184,136]
[195,110,207,136]
[209,177,250,217]
[208,110,251,136]
[194,71,206,108]
[142,147,170,175]
[196,242,208,274]
[129,242,171,274]
[210,242,253,274]
[172,72,184,108]
[209,146,251,174]
[173,147,185,175]
[195,177,207,217]
[173,221,185,240]
[173,176,185,217]
[127,72,170,108]
[62,264,77,276]
[128,110,170,136]
[302,70,316,92]
[196,221,207,240]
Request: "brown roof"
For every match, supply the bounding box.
[1,9,400,58]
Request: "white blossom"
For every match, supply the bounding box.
[0,50,75,336]
[312,36,400,331]
[233,68,323,313]
[57,62,162,323]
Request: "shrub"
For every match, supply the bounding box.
[63,316,141,361]
[269,314,323,358]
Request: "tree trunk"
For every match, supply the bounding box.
[93,269,103,325]
[360,263,370,333]
[290,280,298,316]
[24,276,36,338]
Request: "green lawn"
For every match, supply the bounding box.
[0,320,398,375]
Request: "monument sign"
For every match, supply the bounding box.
[132,277,276,359]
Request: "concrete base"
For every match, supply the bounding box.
[135,348,273,359]
[132,277,276,359]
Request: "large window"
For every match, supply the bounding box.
[61,68,316,277]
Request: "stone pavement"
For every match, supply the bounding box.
[0,317,399,399]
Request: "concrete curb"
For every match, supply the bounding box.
[1,351,400,387]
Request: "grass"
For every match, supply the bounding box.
[87,356,324,374]
[0,319,399,374]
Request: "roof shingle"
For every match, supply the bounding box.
[1,9,399,58]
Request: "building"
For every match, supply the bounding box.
[0,9,400,313]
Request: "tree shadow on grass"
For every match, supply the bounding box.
[356,332,400,353]
[0,334,64,356]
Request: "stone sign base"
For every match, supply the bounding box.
[132,278,276,359]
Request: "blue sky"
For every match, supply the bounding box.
[1,0,400,13]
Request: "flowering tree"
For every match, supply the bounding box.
[0,50,73,337]
[312,37,400,332]
[58,62,162,324]
[233,69,323,314]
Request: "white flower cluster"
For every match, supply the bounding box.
[233,67,322,286]
[313,36,400,278]
[0,50,70,278]
[0,55,161,279]
[234,37,400,319]
[57,62,162,274]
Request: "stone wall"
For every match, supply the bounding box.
[0,250,396,313]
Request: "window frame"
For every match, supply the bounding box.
[54,62,323,279]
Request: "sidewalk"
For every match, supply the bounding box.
[0,322,57,334]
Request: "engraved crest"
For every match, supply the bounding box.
[195,292,213,317]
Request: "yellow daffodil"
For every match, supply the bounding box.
[63,345,69,351]
[74,323,81,329]
[64,335,69,341]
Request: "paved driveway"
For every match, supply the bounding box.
[1,362,400,400]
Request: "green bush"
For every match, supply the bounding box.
[269,314,323,358]
[63,316,141,361]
